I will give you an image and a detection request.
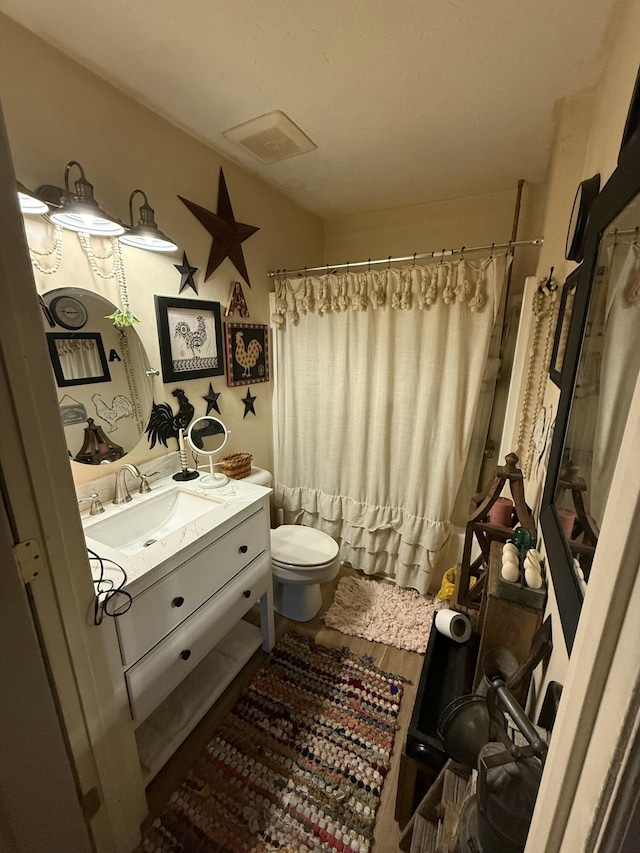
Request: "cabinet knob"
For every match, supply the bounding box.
[243,589,251,598]
[239,544,248,554]
[180,649,191,661]
[172,596,185,608]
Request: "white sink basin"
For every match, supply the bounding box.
[84,487,224,556]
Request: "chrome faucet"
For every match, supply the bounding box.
[113,463,143,505]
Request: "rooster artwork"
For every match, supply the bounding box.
[225,323,270,387]
[234,331,262,378]
[145,388,195,449]
[175,315,207,358]
[91,394,134,432]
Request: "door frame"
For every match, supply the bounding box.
[0,102,146,850]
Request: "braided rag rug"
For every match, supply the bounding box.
[138,632,405,853]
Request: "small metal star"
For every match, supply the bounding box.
[203,382,221,415]
[242,387,257,418]
[174,252,198,294]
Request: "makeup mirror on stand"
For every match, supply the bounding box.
[186,416,230,488]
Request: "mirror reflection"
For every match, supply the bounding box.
[186,416,229,488]
[42,287,154,464]
[187,416,228,453]
[555,193,640,581]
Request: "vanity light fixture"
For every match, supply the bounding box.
[16,181,49,215]
[49,160,124,236]
[120,189,178,253]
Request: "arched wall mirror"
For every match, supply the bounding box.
[541,128,640,653]
[41,287,155,465]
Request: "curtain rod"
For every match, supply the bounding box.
[267,237,544,278]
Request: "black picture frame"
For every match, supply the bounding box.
[46,332,110,388]
[619,65,640,163]
[155,295,224,383]
[549,267,580,387]
[541,128,640,654]
[225,322,270,387]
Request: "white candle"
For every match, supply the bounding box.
[178,428,186,455]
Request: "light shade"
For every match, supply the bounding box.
[120,189,178,252]
[49,161,124,236]
[17,182,49,215]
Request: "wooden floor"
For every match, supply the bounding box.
[145,565,425,852]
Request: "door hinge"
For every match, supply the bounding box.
[79,787,101,822]
[13,538,44,585]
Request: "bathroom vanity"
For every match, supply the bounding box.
[82,474,274,782]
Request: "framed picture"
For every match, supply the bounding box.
[46,332,110,387]
[155,295,224,382]
[225,322,270,387]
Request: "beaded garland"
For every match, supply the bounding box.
[29,223,64,275]
[137,632,405,853]
[78,232,139,327]
[515,284,559,478]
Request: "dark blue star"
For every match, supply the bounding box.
[242,387,257,418]
[174,252,198,294]
[203,382,221,415]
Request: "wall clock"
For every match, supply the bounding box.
[49,294,89,330]
[565,174,600,263]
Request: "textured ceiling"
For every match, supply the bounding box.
[0,0,617,218]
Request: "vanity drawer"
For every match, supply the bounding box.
[116,507,269,667]
[125,554,270,723]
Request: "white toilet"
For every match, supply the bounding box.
[242,467,340,621]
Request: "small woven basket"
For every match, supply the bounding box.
[220,452,253,479]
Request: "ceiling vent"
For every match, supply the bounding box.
[222,110,316,164]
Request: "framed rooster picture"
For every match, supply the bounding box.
[155,295,224,382]
[225,322,270,387]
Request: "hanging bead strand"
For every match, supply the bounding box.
[78,233,139,327]
[30,224,64,275]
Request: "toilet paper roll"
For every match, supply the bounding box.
[435,608,472,644]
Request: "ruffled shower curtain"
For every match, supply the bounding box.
[273,255,510,593]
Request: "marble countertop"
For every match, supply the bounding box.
[83,473,271,597]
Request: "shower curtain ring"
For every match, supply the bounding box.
[634,227,639,245]
[367,258,371,272]
[412,252,417,267]
[490,242,495,258]
[388,256,392,270]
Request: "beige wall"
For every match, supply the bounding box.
[325,184,547,293]
[0,13,323,488]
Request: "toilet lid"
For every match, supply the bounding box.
[271,525,339,567]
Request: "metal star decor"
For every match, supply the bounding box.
[242,387,257,418]
[174,252,198,294]
[203,382,221,415]
[178,168,260,287]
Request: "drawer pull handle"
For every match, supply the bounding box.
[172,596,185,608]
[239,545,249,554]
[243,589,252,598]
[180,649,191,661]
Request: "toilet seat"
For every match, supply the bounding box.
[270,525,339,567]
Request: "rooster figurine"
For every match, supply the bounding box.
[145,388,195,449]
[234,331,263,378]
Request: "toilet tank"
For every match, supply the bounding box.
[242,466,273,487]
[242,467,276,525]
